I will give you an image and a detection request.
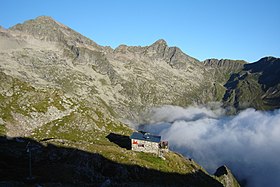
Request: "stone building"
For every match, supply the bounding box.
[130,131,168,156]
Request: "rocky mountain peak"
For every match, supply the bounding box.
[256,56,279,65]
[214,165,229,177]
[114,44,128,53]
[34,15,56,21]
[150,39,168,49]
[9,16,101,50]
[214,165,240,187]
[27,15,58,25]
[151,39,168,46]
[10,15,66,36]
[259,56,278,63]
[147,39,168,54]
[244,56,280,72]
[148,39,200,66]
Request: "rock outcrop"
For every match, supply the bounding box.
[215,165,240,187]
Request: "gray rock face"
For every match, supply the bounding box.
[214,165,240,187]
[10,16,101,49]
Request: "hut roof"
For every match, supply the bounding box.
[130,132,161,143]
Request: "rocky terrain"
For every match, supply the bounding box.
[1,16,279,186]
[223,57,280,111]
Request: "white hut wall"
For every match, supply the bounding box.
[131,139,159,154]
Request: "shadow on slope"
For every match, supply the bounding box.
[106,132,131,150]
[0,136,223,187]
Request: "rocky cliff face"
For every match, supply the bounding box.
[223,57,280,111]
[0,16,279,186]
[214,165,240,187]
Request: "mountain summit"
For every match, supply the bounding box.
[10,16,70,42]
[150,39,168,49]
[10,16,101,50]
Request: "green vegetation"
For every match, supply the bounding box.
[99,78,107,86]
[0,124,5,135]
[0,85,67,121]
[0,73,35,121]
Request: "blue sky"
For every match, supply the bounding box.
[1,0,280,62]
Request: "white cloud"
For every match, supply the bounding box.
[137,105,280,187]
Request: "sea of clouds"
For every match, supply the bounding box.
[136,104,280,187]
